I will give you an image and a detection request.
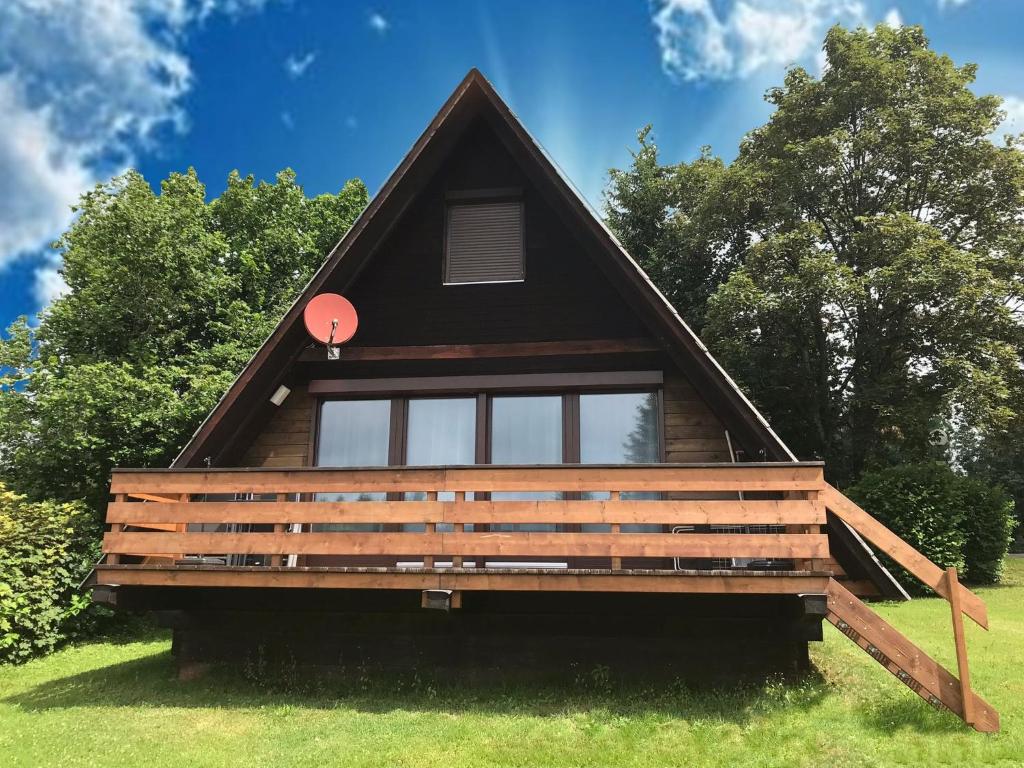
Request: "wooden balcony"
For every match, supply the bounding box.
[95,463,839,595]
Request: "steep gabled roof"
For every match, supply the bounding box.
[173,68,795,467]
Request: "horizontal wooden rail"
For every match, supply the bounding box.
[103,531,829,559]
[102,464,829,573]
[823,485,988,629]
[110,464,827,495]
[108,499,827,526]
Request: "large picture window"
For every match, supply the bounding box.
[314,388,661,471]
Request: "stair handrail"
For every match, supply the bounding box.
[822,484,988,629]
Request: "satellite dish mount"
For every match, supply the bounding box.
[303,293,358,360]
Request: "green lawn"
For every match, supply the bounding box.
[2,562,1022,768]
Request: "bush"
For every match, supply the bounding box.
[960,477,1017,584]
[847,462,1016,592]
[0,484,101,663]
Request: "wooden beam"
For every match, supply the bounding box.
[109,464,827,496]
[106,499,827,526]
[102,530,829,559]
[308,370,664,397]
[947,567,974,725]
[825,579,998,732]
[94,565,830,595]
[823,485,988,628]
[298,338,660,363]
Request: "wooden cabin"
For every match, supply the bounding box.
[91,70,998,731]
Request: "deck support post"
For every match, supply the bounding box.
[271,493,287,567]
[946,567,975,725]
[609,491,622,570]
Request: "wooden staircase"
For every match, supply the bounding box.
[822,485,1000,733]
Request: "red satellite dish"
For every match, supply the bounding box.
[303,293,358,346]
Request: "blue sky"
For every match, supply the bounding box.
[2,0,1023,334]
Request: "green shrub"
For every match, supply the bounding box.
[0,484,101,663]
[960,477,1016,584]
[847,462,1016,592]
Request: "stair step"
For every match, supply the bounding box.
[825,579,999,733]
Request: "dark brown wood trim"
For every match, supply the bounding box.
[445,186,522,201]
[309,370,664,397]
[657,387,667,463]
[297,338,660,363]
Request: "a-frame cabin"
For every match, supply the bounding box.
[92,70,997,731]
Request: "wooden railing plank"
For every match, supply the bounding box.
[823,485,988,629]
[106,499,826,526]
[946,567,975,725]
[109,465,826,495]
[102,531,829,559]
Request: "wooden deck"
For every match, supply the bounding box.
[97,463,832,591]
[91,462,999,731]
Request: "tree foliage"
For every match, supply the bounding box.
[0,484,98,663]
[847,463,1015,589]
[607,25,1024,484]
[0,168,367,514]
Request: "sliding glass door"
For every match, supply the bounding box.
[315,399,392,531]
[579,392,660,532]
[489,395,563,530]
[404,397,477,532]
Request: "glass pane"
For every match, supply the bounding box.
[580,392,660,531]
[491,395,562,464]
[490,395,562,524]
[580,392,659,464]
[404,398,477,530]
[315,399,391,530]
[406,397,477,466]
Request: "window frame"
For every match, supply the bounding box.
[311,380,666,468]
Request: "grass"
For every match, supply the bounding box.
[2,561,1023,768]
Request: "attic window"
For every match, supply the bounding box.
[444,200,524,284]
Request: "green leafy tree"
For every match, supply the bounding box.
[608,25,1024,484]
[0,484,98,663]
[605,131,760,332]
[0,168,367,515]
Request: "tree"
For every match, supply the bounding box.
[605,129,760,332]
[0,168,367,515]
[608,25,1024,484]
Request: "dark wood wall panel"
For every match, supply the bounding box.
[238,386,313,467]
[336,119,651,347]
[662,369,731,463]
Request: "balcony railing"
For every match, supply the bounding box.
[94,463,840,594]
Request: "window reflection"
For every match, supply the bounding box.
[404,397,476,531]
[580,392,660,531]
[490,395,562,529]
[315,399,391,531]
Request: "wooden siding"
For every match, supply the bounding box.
[663,368,731,463]
[337,119,652,347]
[237,385,313,467]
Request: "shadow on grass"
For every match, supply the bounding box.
[857,695,967,735]
[3,646,833,726]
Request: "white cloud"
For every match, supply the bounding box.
[368,11,389,34]
[0,0,273,312]
[284,51,316,78]
[938,0,970,9]
[280,111,295,130]
[883,8,902,27]
[992,96,1024,142]
[33,256,68,308]
[651,0,867,82]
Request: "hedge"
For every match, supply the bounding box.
[847,462,1016,591]
[0,485,100,663]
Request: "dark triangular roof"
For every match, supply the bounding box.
[173,69,795,467]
